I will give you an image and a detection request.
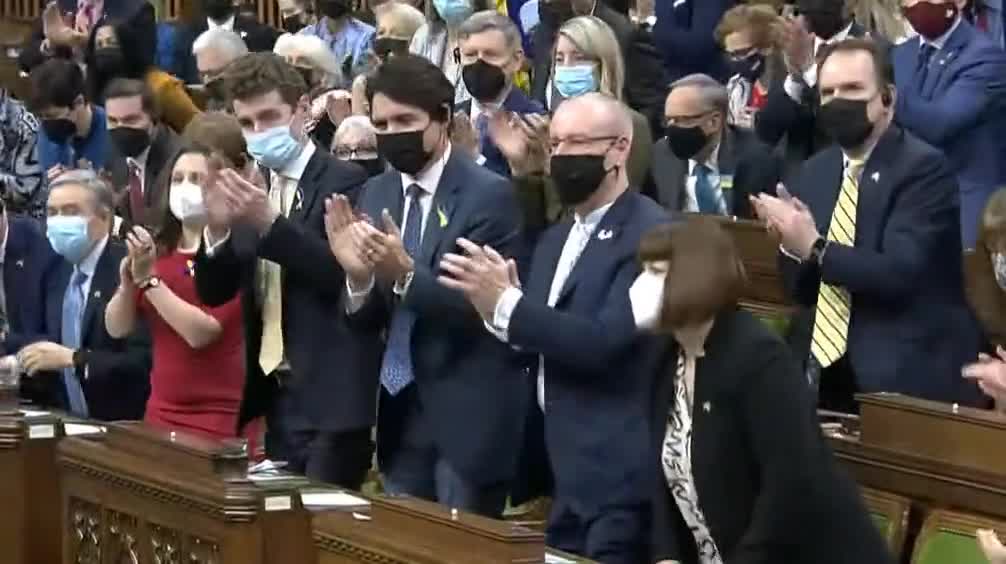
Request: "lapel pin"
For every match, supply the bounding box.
[702,401,712,413]
[93,290,101,299]
[294,189,304,211]
[240,31,248,38]
[871,172,880,183]
[15,259,24,268]
[598,229,614,241]
[437,205,449,228]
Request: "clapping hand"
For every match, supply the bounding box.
[750,184,819,260]
[451,111,481,158]
[206,168,278,236]
[125,226,156,282]
[370,210,415,284]
[963,347,1006,402]
[488,112,550,176]
[779,16,815,76]
[324,195,379,286]
[438,238,520,320]
[978,529,1006,564]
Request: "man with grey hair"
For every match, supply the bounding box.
[192,28,249,111]
[332,116,383,176]
[16,169,150,421]
[651,72,781,217]
[457,10,544,177]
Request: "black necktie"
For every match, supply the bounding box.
[917,44,937,89]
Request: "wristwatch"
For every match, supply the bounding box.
[809,237,829,266]
[138,276,161,292]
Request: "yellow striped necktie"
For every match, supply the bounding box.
[258,176,292,375]
[810,159,864,368]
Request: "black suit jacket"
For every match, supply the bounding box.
[180,15,280,83]
[348,150,527,486]
[646,309,891,564]
[107,124,184,231]
[30,239,151,421]
[194,148,377,433]
[1,217,58,357]
[649,125,781,218]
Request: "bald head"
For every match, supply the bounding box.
[551,93,633,145]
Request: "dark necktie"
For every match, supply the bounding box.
[917,44,937,90]
[128,161,144,223]
[380,184,424,395]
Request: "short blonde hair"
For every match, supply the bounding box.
[375,1,426,40]
[714,4,781,50]
[273,33,342,86]
[555,16,625,101]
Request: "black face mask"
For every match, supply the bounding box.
[550,152,614,206]
[726,52,765,83]
[42,118,77,144]
[109,126,152,158]
[802,9,847,40]
[353,158,387,177]
[282,13,306,32]
[293,65,316,88]
[318,0,349,19]
[205,78,227,102]
[374,37,410,59]
[539,0,573,28]
[664,125,709,160]
[818,98,875,149]
[95,48,126,77]
[462,59,507,103]
[377,127,435,175]
[204,0,234,20]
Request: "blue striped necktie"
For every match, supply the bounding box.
[694,164,722,214]
[62,269,89,417]
[380,184,424,395]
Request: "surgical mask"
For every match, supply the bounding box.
[726,52,765,83]
[903,0,958,40]
[664,125,709,160]
[553,64,597,98]
[994,252,1006,291]
[818,97,874,150]
[433,0,474,26]
[169,181,207,223]
[42,118,77,143]
[377,128,434,175]
[47,215,93,264]
[630,265,667,330]
[109,126,152,159]
[549,148,615,206]
[245,124,304,171]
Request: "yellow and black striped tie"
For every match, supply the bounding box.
[811,159,864,367]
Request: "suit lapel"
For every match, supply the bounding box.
[717,128,740,214]
[855,127,902,249]
[921,24,970,98]
[79,245,115,344]
[556,191,634,304]
[528,223,574,303]
[418,155,461,266]
[288,151,323,224]
[654,141,687,211]
[3,225,27,321]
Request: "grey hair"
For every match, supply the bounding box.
[48,169,116,215]
[457,10,523,52]
[192,28,249,60]
[335,115,377,138]
[669,73,729,116]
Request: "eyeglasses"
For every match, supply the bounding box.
[549,135,620,152]
[663,111,713,127]
[334,147,379,160]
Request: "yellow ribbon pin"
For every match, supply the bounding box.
[437,206,449,228]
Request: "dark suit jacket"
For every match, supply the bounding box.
[107,124,184,231]
[652,0,732,83]
[646,309,892,564]
[194,149,378,434]
[1,216,58,356]
[348,150,527,485]
[509,190,668,515]
[649,125,781,218]
[458,88,545,178]
[30,239,151,421]
[893,20,1006,247]
[180,15,280,83]
[782,125,981,404]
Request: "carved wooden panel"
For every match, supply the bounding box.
[150,523,182,564]
[68,498,102,564]
[106,510,140,564]
[185,535,220,564]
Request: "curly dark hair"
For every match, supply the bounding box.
[223,52,308,108]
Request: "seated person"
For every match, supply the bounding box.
[103,79,184,233]
[0,89,44,220]
[651,73,780,218]
[372,1,427,62]
[0,198,56,359]
[332,116,385,177]
[191,28,249,111]
[16,170,150,421]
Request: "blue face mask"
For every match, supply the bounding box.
[554,64,598,98]
[433,0,474,26]
[245,124,304,171]
[47,215,94,264]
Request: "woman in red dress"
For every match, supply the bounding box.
[104,144,247,444]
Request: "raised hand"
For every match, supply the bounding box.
[438,238,516,319]
[217,168,277,234]
[451,111,481,158]
[324,195,373,286]
[372,210,415,284]
[779,16,814,76]
[125,226,156,282]
[488,112,550,175]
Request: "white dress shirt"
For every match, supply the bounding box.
[207,15,236,31]
[684,141,722,214]
[783,21,855,101]
[490,201,614,411]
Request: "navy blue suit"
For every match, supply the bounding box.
[893,20,1006,247]
[781,126,981,405]
[509,190,668,562]
[459,88,545,178]
[29,239,151,420]
[1,216,57,357]
[348,149,526,517]
[652,0,733,82]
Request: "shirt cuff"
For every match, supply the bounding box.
[203,227,231,258]
[345,276,375,314]
[802,63,818,88]
[779,244,803,263]
[393,270,415,297]
[491,286,524,339]
[783,75,806,103]
[476,154,487,166]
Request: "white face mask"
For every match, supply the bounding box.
[169,181,207,223]
[630,261,668,330]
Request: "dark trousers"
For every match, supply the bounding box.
[546,500,649,564]
[380,385,508,518]
[818,355,860,414]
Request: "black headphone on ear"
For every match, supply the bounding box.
[881,88,893,107]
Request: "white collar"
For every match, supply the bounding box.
[0,219,7,265]
[687,136,721,175]
[400,143,452,198]
[208,15,236,31]
[814,21,855,51]
[127,146,151,171]
[472,84,512,116]
[277,140,317,181]
[77,235,109,277]
[574,199,614,230]
[922,16,962,50]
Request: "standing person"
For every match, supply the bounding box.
[409,0,486,105]
[104,146,246,444]
[186,0,280,55]
[191,29,250,112]
[0,89,44,220]
[751,38,981,411]
[714,4,786,129]
[325,55,525,517]
[892,0,1006,247]
[0,198,56,359]
[299,0,377,79]
[193,53,377,487]
[436,93,669,562]
[651,0,733,83]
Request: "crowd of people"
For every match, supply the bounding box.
[3,0,1006,562]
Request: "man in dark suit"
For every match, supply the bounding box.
[0,200,57,358]
[652,0,733,82]
[325,55,525,517]
[652,73,781,218]
[893,0,1006,247]
[179,0,280,83]
[752,38,981,411]
[194,54,376,487]
[438,93,669,562]
[17,170,150,420]
[456,11,545,178]
[103,79,184,233]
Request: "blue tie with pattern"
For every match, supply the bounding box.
[380,184,424,395]
[475,112,490,156]
[694,164,722,214]
[62,270,89,417]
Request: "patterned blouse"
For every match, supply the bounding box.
[662,352,724,564]
[0,90,43,219]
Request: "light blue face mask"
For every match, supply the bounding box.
[47,215,94,264]
[245,124,304,171]
[554,64,598,98]
[433,0,474,26]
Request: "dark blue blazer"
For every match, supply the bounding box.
[652,0,733,82]
[1,216,57,356]
[31,239,151,421]
[348,149,527,486]
[459,88,545,178]
[893,20,1006,247]
[509,190,669,515]
[194,150,382,434]
[781,125,981,405]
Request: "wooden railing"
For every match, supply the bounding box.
[0,0,283,26]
